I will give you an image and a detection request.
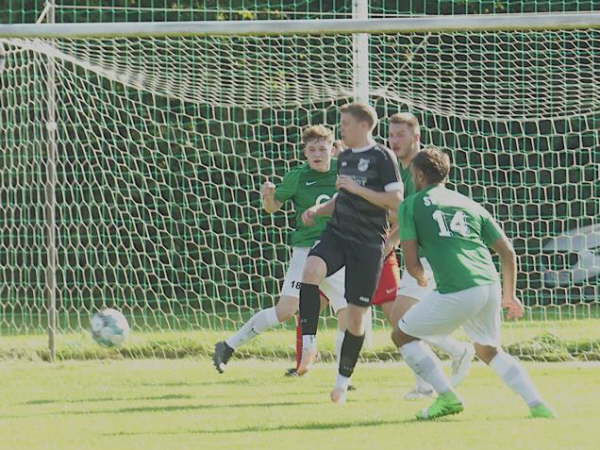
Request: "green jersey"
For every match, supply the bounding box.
[400,164,416,198]
[398,184,505,294]
[274,160,337,247]
[400,161,425,257]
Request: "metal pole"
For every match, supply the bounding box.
[352,0,369,104]
[3,13,600,38]
[352,0,374,347]
[45,0,58,362]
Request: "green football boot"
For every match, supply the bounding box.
[530,403,557,419]
[416,391,464,420]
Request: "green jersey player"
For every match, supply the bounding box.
[392,147,555,420]
[213,125,349,373]
[382,113,474,401]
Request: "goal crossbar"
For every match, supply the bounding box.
[1,12,600,38]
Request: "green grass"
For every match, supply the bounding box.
[0,359,598,450]
[1,317,600,361]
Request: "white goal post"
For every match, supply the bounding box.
[1,12,600,38]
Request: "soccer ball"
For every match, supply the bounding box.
[90,308,130,347]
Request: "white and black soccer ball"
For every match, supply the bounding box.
[90,308,130,347]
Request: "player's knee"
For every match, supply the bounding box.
[346,317,363,335]
[344,305,368,335]
[391,326,418,348]
[319,295,329,311]
[392,328,405,347]
[394,295,418,319]
[276,308,294,323]
[335,307,348,330]
[302,257,326,284]
[474,343,498,364]
[275,297,298,322]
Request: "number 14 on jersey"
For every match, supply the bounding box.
[432,210,469,237]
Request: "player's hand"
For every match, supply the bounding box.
[502,295,524,320]
[336,175,361,195]
[382,240,396,258]
[302,206,318,227]
[416,274,428,287]
[261,181,276,199]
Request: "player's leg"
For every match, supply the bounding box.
[286,294,329,376]
[335,306,348,366]
[392,328,463,420]
[373,254,432,399]
[297,256,327,375]
[284,315,302,376]
[319,267,358,390]
[392,299,459,415]
[331,303,370,403]
[396,260,475,394]
[391,287,490,419]
[298,230,345,375]
[464,283,556,418]
[213,248,308,373]
[388,294,434,399]
[213,294,297,373]
[331,244,382,404]
[319,265,348,371]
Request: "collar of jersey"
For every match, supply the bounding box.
[350,140,377,153]
[422,184,441,194]
[303,162,335,176]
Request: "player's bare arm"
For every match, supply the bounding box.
[490,237,524,320]
[336,175,403,211]
[383,223,400,256]
[401,240,427,287]
[301,195,336,226]
[261,181,283,213]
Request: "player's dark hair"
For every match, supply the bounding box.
[411,146,451,184]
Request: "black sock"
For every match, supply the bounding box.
[339,330,365,377]
[299,283,321,336]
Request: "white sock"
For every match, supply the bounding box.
[425,335,467,359]
[335,373,350,391]
[414,373,433,392]
[225,307,279,350]
[489,351,544,407]
[335,329,345,367]
[302,334,317,352]
[400,341,453,394]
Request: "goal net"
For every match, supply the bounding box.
[0,7,599,361]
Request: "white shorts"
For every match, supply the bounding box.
[397,258,436,300]
[281,247,347,314]
[398,282,502,346]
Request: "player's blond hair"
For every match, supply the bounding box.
[389,112,420,136]
[301,125,334,145]
[340,103,378,131]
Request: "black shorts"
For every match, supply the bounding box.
[308,227,384,307]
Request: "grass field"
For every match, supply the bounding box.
[0,359,598,450]
[2,317,600,362]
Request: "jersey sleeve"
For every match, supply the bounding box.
[481,211,505,247]
[379,149,402,192]
[398,195,418,242]
[274,169,299,203]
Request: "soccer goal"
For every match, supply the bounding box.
[0,5,599,362]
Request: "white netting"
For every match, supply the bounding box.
[0,28,598,360]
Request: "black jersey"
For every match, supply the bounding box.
[328,144,402,246]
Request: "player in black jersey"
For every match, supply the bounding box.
[298,103,403,403]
